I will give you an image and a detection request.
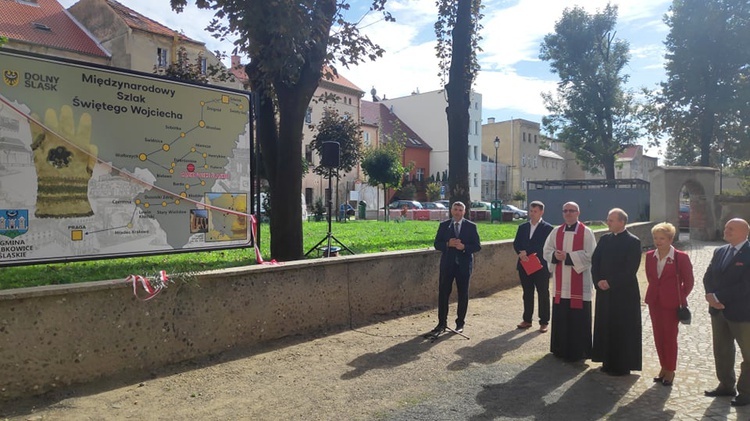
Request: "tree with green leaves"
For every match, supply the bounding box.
[309,107,363,177]
[157,46,234,84]
[651,0,750,167]
[540,4,642,179]
[361,141,408,222]
[426,182,442,201]
[435,0,483,207]
[170,0,390,261]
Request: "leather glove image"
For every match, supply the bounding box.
[30,105,98,218]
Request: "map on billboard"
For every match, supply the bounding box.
[0,50,252,266]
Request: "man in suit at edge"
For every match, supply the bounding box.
[429,201,482,335]
[513,200,554,332]
[703,218,750,407]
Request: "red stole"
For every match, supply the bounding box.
[555,222,586,309]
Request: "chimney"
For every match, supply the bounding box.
[488,117,495,124]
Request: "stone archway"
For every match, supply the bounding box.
[650,166,719,240]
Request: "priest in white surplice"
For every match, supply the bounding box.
[543,202,597,362]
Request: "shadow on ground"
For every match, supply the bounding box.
[471,354,636,420]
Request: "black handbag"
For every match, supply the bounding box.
[674,252,691,325]
[677,306,692,324]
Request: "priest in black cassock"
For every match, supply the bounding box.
[591,208,643,376]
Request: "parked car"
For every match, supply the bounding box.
[470,201,492,211]
[435,200,451,208]
[502,204,528,219]
[388,200,423,210]
[422,202,447,210]
[679,204,689,229]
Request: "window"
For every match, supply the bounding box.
[363,132,371,147]
[473,146,478,160]
[534,134,538,143]
[157,47,168,67]
[32,22,51,31]
[522,155,526,167]
[305,144,313,164]
[473,173,478,187]
[523,132,526,142]
[416,168,425,182]
[200,57,207,75]
[305,107,312,124]
[474,121,479,135]
[305,188,313,210]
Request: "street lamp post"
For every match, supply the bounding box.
[719,139,724,195]
[494,136,500,205]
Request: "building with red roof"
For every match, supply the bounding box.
[0,0,110,64]
[361,100,432,201]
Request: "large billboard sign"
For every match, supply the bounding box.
[0,50,252,266]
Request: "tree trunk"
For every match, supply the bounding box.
[445,0,473,210]
[603,154,616,180]
[245,1,336,262]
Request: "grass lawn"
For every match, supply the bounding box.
[0,219,603,290]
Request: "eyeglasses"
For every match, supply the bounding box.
[562,209,578,213]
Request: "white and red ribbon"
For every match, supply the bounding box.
[128,270,171,301]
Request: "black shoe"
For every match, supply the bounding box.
[455,324,464,333]
[704,387,737,397]
[731,395,750,406]
[423,324,446,339]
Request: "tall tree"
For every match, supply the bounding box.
[539,4,641,179]
[170,0,391,261]
[654,0,750,166]
[435,0,483,208]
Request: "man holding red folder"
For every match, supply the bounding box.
[513,201,554,332]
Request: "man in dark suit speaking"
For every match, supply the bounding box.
[513,201,554,332]
[703,218,750,406]
[428,201,481,336]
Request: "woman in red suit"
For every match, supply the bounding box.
[645,222,694,386]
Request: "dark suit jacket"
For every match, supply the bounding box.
[434,218,481,273]
[513,219,554,273]
[703,241,750,321]
[644,249,694,309]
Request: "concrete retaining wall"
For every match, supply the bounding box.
[0,222,654,400]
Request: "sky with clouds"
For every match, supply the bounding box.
[60,0,674,156]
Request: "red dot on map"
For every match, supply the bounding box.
[187,163,195,172]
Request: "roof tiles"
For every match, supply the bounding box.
[104,0,202,45]
[361,101,431,150]
[0,0,109,57]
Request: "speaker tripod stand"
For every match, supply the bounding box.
[305,168,354,257]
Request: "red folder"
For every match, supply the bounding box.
[521,253,543,275]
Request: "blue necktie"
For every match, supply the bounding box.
[722,247,736,270]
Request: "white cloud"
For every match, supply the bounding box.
[475,70,556,117]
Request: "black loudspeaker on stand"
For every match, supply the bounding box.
[305,141,354,257]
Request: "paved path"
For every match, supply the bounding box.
[3,239,749,420]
